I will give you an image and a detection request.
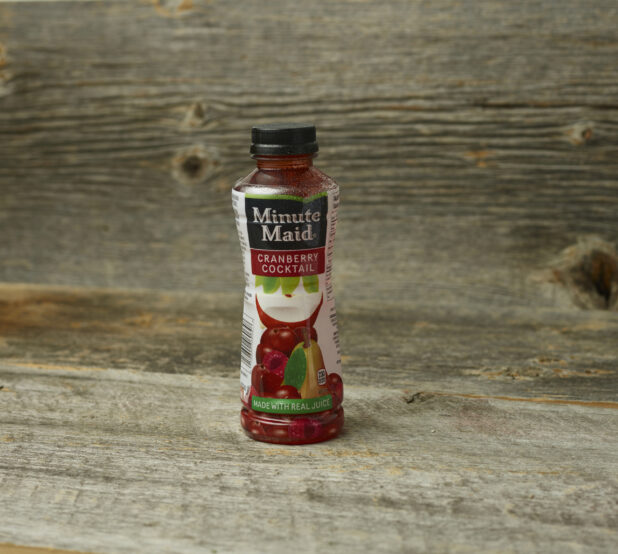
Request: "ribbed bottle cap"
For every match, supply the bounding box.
[250,123,318,155]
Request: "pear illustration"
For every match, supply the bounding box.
[289,338,325,399]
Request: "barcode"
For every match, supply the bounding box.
[240,313,254,372]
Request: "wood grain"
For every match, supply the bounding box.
[1,284,616,402]
[1,362,617,554]
[0,1,617,551]
[0,0,617,312]
[0,544,89,554]
[0,284,615,551]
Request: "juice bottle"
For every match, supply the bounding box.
[232,123,343,444]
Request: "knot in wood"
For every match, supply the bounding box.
[566,121,594,146]
[182,155,203,178]
[153,0,194,17]
[0,42,13,98]
[576,251,616,306]
[172,145,220,189]
[181,102,206,129]
[551,237,618,310]
[404,391,434,404]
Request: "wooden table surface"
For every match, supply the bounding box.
[0,284,616,553]
[1,1,617,553]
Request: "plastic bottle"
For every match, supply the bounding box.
[232,123,343,444]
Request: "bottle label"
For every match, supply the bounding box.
[232,189,342,414]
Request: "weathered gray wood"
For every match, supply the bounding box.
[1,0,617,551]
[0,0,617,312]
[0,362,616,554]
[1,284,616,403]
[0,283,616,551]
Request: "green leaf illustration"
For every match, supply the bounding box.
[282,347,306,391]
[302,274,319,293]
[255,275,264,288]
[280,276,300,295]
[262,276,280,294]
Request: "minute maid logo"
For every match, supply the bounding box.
[252,206,320,242]
[245,193,328,252]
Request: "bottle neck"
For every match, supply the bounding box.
[254,154,314,170]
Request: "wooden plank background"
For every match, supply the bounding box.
[0,1,617,553]
[0,0,617,312]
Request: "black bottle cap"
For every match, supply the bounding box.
[250,123,319,155]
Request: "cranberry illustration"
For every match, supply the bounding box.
[273,385,301,399]
[256,343,276,364]
[262,350,288,379]
[293,325,318,344]
[289,417,322,441]
[251,364,281,396]
[261,326,298,356]
[326,372,343,405]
